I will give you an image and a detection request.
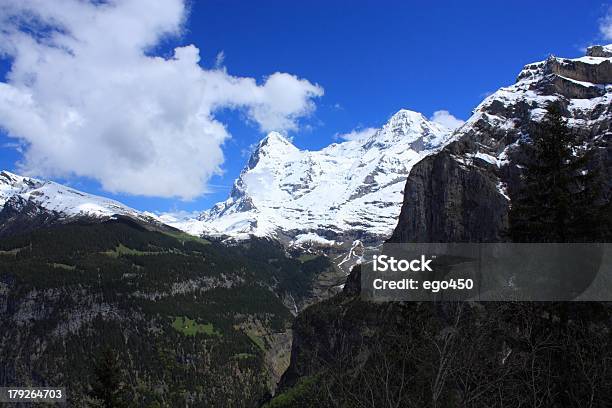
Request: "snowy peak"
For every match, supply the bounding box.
[384,109,431,131]
[172,109,455,243]
[259,131,295,149]
[0,171,43,206]
[248,131,299,169]
[364,109,449,151]
[0,170,145,221]
[255,131,298,156]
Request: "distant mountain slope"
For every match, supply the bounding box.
[165,109,454,246]
[0,171,142,218]
[0,170,164,236]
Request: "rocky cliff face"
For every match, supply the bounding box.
[390,45,612,243]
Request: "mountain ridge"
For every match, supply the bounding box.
[163,108,456,246]
[0,170,165,236]
[390,44,612,243]
[0,106,455,248]
[2,45,609,249]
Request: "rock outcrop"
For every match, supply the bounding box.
[587,44,612,58]
[390,45,612,243]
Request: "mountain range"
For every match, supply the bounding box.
[0,44,610,407]
[159,109,454,247]
[0,110,454,248]
[2,46,609,250]
[2,42,610,290]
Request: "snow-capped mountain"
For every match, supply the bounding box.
[5,44,607,248]
[165,109,455,245]
[391,44,612,242]
[0,170,150,225]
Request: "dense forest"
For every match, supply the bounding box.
[0,217,335,406]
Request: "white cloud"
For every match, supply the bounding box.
[430,110,465,130]
[0,0,323,199]
[600,8,612,40]
[214,51,225,68]
[336,127,378,142]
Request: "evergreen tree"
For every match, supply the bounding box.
[509,103,610,242]
[90,347,127,408]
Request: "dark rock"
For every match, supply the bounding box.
[586,45,612,58]
[388,147,508,243]
[548,56,612,84]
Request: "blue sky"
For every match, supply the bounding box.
[0,0,610,214]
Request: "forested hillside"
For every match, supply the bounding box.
[0,217,334,406]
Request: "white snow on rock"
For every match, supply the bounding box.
[292,233,337,247]
[165,109,456,243]
[470,152,500,166]
[445,45,612,205]
[0,170,145,221]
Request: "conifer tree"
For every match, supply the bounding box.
[509,103,609,242]
[90,347,127,408]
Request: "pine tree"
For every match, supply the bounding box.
[509,103,609,243]
[90,347,127,408]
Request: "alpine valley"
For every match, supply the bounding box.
[0,45,611,407]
